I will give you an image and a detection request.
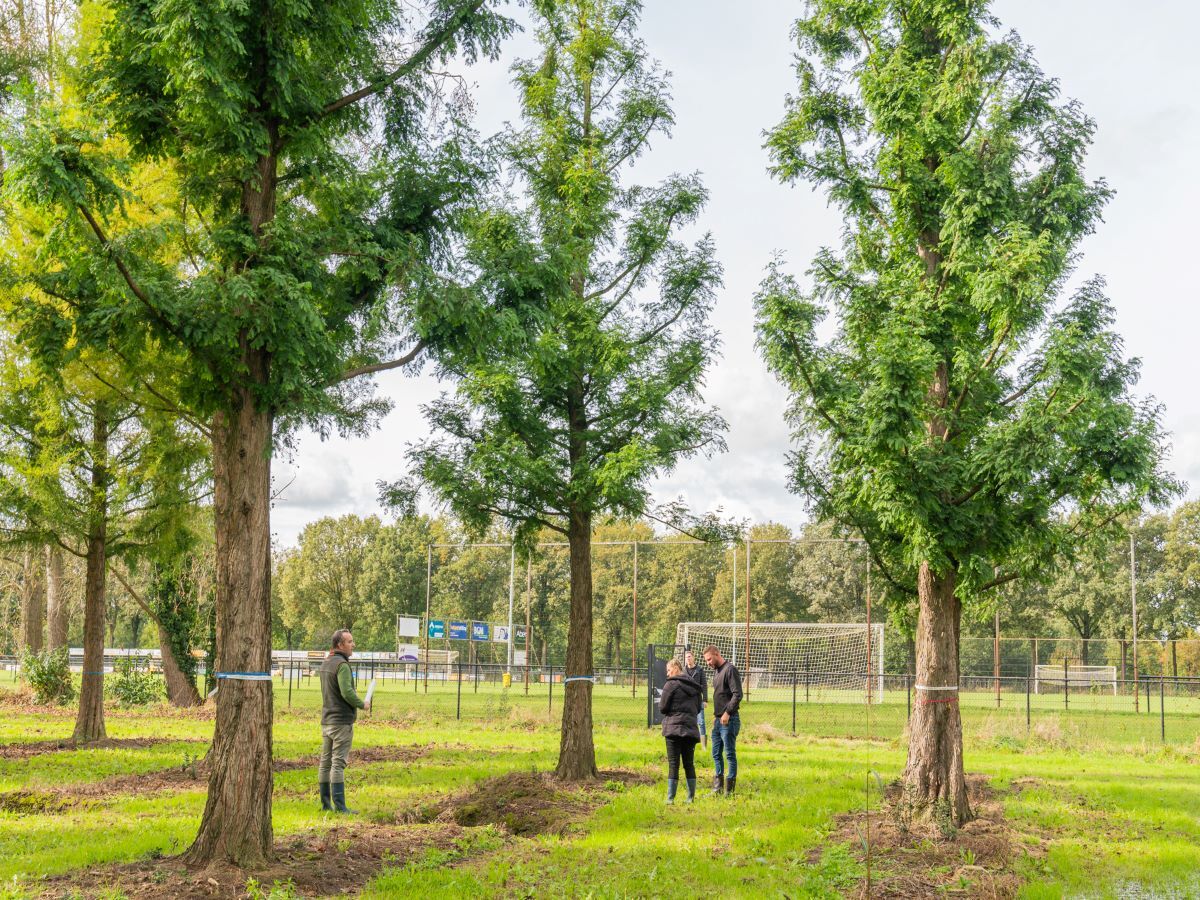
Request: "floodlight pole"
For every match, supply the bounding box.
[1131,531,1139,712]
[423,544,432,694]
[507,543,515,674]
[631,541,639,697]
[731,543,738,665]
[525,556,532,695]
[745,537,752,698]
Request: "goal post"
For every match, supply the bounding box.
[674,622,884,701]
[1034,664,1118,695]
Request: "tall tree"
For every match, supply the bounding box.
[413,0,724,780]
[4,0,513,865]
[758,0,1177,823]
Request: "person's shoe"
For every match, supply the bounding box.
[666,778,678,804]
[725,777,736,796]
[685,778,697,803]
[711,775,724,795]
[319,781,333,812]
[331,782,357,814]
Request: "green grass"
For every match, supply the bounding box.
[0,685,1198,898]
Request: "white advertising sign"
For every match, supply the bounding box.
[397,643,420,662]
[493,625,511,643]
[396,616,421,638]
[513,650,527,666]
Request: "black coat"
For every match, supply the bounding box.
[659,675,702,742]
[684,663,708,704]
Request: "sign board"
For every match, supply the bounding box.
[396,616,421,638]
[397,644,419,663]
[448,621,469,641]
[471,621,490,642]
[514,624,528,642]
[513,650,527,666]
[493,625,510,644]
[427,619,445,640]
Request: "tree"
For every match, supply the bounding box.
[5,0,514,866]
[758,0,1177,823]
[413,0,724,780]
[789,520,869,624]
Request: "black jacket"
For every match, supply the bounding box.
[684,663,708,704]
[711,660,742,718]
[659,675,702,741]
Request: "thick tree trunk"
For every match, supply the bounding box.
[556,505,598,781]
[45,545,68,651]
[20,547,44,653]
[73,412,108,743]
[903,562,972,825]
[182,347,274,868]
[158,621,202,707]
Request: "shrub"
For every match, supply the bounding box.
[20,648,76,706]
[105,657,163,707]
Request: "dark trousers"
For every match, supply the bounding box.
[712,714,740,778]
[665,736,697,781]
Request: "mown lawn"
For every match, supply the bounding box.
[0,686,1198,898]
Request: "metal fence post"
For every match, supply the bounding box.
[906,672,911,722]
[456,661,462,720]
[1160,677,1165,742]
[1063,658,1069,711]
[1025,674,1031,731]
[287,660,293,709]
[548,666,553,715]
[1146,679,1152,714]
[792,673,797,735]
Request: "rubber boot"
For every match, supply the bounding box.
[725,777,736,796]
[685,778,697,803]
[711,775,724,796]
[666,779,678,804]
[319,782,333,812]
[331,782,357,814]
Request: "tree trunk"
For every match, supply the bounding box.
[903,562,972,825]
[46,545,68,651]
[20,546,44,653]
[556,504,598,781]
[73,410,108,743]
[158,621,202,707]
[182,347,275,868]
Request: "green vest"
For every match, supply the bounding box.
[320,653,357,725]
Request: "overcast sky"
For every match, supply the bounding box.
[271,0,1200,548]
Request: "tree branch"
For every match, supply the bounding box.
[333,341,427,384]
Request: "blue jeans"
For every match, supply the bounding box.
[711,714,740,778]
[697,705,707,739]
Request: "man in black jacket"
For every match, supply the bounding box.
[703,645,742,796]
[683,649,708,748]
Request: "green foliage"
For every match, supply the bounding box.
[756,0,1180,600]
[20,647,76,705]
[105,657,163,707]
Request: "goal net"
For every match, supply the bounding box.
[1034,665,1117,695]
[674,622,884,701]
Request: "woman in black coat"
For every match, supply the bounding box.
[659,658,702,803]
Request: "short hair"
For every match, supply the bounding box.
[666,658,683,675]
[703,645,720,656]
[331,629,351,649]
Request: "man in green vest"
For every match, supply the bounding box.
[318,629,370,813]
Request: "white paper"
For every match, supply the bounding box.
[364,679,376,708]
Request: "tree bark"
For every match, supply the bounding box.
[158,621,202,707]
[73,409,109,743]
[556,503,598,781]
[19,546,45,653]
[45,545,68,650]
[903,562,972,825]
[182,345,275,868]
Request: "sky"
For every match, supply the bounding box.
[271,0,1200,549]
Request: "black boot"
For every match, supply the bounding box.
[685,778,697,803]
[725,777,736,796]
[331,782,357,814]
[711,775,724,795]
[319,782,333,812]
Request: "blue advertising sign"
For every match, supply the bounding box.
[448,620,469,641]
[471,621,490,642]
[427,619,445,639]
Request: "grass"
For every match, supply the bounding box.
[0,681,1199,898]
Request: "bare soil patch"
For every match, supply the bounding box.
[0,737,194,760]
[407,768,651,837]
[825,775,1046,899]
[38,822,471,900]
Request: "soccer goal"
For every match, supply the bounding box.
[1033,664,1118,695]
[674,622,884,700]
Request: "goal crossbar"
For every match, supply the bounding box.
[1033,664,1117,695]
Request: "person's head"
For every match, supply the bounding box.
[703,645,723,669]
[331,629,355,656]
[685,650,696,667]
[665,658,683,678]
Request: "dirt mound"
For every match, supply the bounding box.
[0,737,194,760]
[418,769,651,837]
[825,775,1045,899]
[38,823,470,900]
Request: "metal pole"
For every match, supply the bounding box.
[792,674,797,734]
[1160,676,1166,742]
[456,660,462,720]
[1132,531,1139,712]
[994,611,1001,709]
[423,544,432,695]
[507,543,515,675]
[1026,672,1031,730]
[866,556,873,706]
[548,663,553,715]
[731,543,737,665]
[1063,656,1069,711]
[631,541,639,698]
[744,538,752,699]
[525,556,532,697]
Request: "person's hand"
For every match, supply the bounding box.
[365,700,372,713]
[720,711,730,726]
